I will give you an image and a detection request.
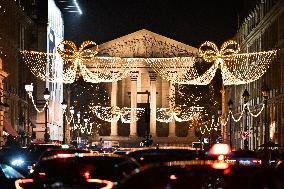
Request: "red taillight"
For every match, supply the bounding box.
[15,179,34,189]
[252,160,262,165]
[87,179,115,189]
[84,171,90,179]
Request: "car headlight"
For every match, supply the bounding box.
[11,158,25,166]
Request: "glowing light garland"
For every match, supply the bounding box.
[199,116,219,135]
[229,103,265,123]
[145,57,200,84]
[25,88,48,113]
[71,121,98,135]
[199,40,277,85]
[29,95,48,113]
[90,105,145,123]
[21,40,276,86]
[156,106,204,123]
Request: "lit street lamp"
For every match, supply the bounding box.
[228,99,233,149]
[242,89,250,150]
[261,84,269,145]
[43,88,50,143]
[61,99,67,144]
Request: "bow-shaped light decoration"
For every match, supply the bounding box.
[57,40,99,63]
[199,40,240,65]
[198,40,276,85]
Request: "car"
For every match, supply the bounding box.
[227,150,262,166]
[126,147,212,165]
[118,160,277,189]
[36,148,92,163]
[0,162,24,189]
[24,143,62,173]
[18,153,139,189]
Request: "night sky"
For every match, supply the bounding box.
[63,0,252,48]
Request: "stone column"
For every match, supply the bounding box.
[168,82,176,137]
[0,58,8,147]
[130,72,139,136]
[149,72,157,137]
[111,81,118,136]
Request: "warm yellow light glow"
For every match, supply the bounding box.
[21,40,276,85]
[90,105,145,123]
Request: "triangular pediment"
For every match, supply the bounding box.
[98,29,198,58]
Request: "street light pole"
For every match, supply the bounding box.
[261,84,269,145]
[242,89,250,150]
[61,99,67,144]
[228,99,233,149]
[218,107,222,143]
[43,88,50,143]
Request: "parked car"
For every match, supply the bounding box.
[0,162,24,189]
[126,147,212,165]
[118,160,277,189]
[227,150,262,166]
[24,144,62,174]
[36,148,92,162]
[17,153,139,189]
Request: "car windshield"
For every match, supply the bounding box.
[32,156,139,182]
[0,163,24,179]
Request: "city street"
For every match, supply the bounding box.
[1,0,284,188]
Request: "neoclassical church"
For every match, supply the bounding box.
[95,29,200,146]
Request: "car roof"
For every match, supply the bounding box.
[41,152,138,162]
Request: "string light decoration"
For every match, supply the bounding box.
[21,40,139,83]
[21,39,276,86]
[199,40,277,85]
[199,115,219,135]
[190,113,220,136]
[24,83,48,113]
[90,105,145,123]
[80,57,138,83]
[71,119,98,135]
[20,50,77,83]
[229,103,265,123]
[156,106,204,123]
[71,78,110,136]
[222,50,277,85]
[145,57,200,84]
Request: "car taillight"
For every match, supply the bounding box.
[15,179,34,189]
[84,171,91,179]
[87,179,115,189]
[252,160,262,165]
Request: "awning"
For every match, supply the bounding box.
[3,117,19,137]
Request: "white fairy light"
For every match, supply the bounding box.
[229,103,265,123]
[156,106,204,123]
[90,105,145,123]
[199,40,277,86]
[21,40,276,86]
